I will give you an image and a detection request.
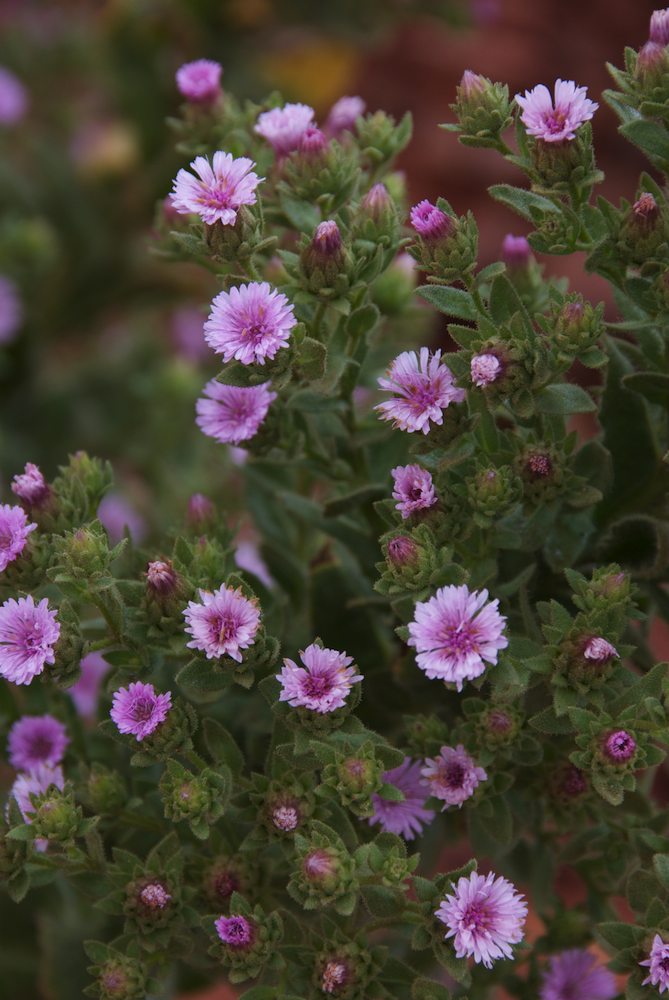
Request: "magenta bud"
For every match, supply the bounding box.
[303,848,336,882]
[146,559,179,596]
[138,881,171,911]
[361,182,393,220]
[650,9,669,46]
[632,192,661,230]
[321,958,351,993]
[525,452,553,479]
[410,200,453,242]
[583,636,619,663]
[298,125,327,158]
[603,729,637,763]
[502,233,532,268]
[313,220,342,256]
[459,69,487,100]
[387,535,418,567]
[215,914,255,948]
[175,59,223,105]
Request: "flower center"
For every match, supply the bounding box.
[0,527,13,549]
[437,621,478,660]
[461,902,490,932]
[301,673,331,698]
[217,616,238,643]
[131,697,155,722]
[545,109,567,133]
[30,736,54,759]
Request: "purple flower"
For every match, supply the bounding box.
[641,935,669,993]
[235,539,273,587]
[435,870,527,968]
[11,463,50,507]
[187,492,215,530]
[204,282,296,365]
[298,125,328,158]
[0,275,22,344]
[0,595,60,685]
[171,152,262,226]
[375,348,465,435]
[422,745,487,808]
[321,960,350,994]
[515,80,598,143]
[650,9,669,46]
[196,378,276,445]
[603,730,637,764]
[277,643,362,714]
[369,757,435,840]
[176,59,222,104]
[68,652,110,719]
[0,67,28,125]
[325,95,366,135]
[410,200,453,241]
[391,464,437,519]
[583,637,618,663]
[471,353,502,388]
[408,584,508,690]
[0,504,36,572]
[541,949,617,1000]
[170,307,209,363]
[254,102,315,155]
[110,681,172,741]
[183,585,261,662]
[502,234,531,268]
[139,882,171,910]
[215,914,255,948]
[97,493,146,545]
[8,715,69,770]
[11,764,64,822]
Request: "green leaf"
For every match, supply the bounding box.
[279,193,321,232]
[202,718,245,773]
[296,336,327,380]
[596,921,645,950]
[592,769,624,806]
[176,659,228,702]
[536,383,596,415]
[417,284,476,321]
[488,183,560,220]
[412,978,452,1000]
[653,854,669,889]
[619,118,669,166]
[346,303,380,339]
[324,484,386,517]
[622,372,669,407]
[488,274,524,324]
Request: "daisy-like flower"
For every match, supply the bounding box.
[436,870,527,968]
[0,67,28,125]
[541,949,617,1000]
[277,643,363,714]
[408,585,508,690]
[410,200,453,242]
[110,681,172,741]
[0,595,60,685]
[11,463,50,507]
[391,464,437,519]
[369,757,435,840]
[0,504,36,572]
[98,493,146,545]
[254,102,315,155]
[183,585,261,662]
[325,95,366,135]
[641,934,669,993]
[515,80,598,143]
[10,764,65,822]
[68,652,110,719]
[204,282,296,365]
[471,353,503,387]
[375,348,465,435]
[650,9,669,46]
[196,379,276,445]
[422,745,487,808]
[171,152,262,226]
[176,59,222,104]
[215,914,255,948]
[8,715,69,771]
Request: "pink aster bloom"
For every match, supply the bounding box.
[183,585,261,662]
[325,95,366,135]
[215,914,255,948]
[0,504,36,572]
[410,200,453,241]
[68,652,110,719]
[541,949,616,1000]
[408,585,507,689]
[11,463,49,507]
[391,464,437,519]
[422,744,487,808]
[0,274,22,344]
[176,59,222,104]
[235,539,273,588]
[204,282,296,365]
[583,636,618,663]
[196,378,276,445]
[254,102,315,155]
[0,67,28,125]
[471,353,502,387]
[515,80,598,143]
[436,870,527,968]
[8,715,69,770]
[650,9,669,46]
[110,681,172,741]
[11,764,64,822]
[98,493,146,545]
[369,757,435,840]
[277,642,362,714]
[0,595,60,685]
[375,348,465,435]
[170,306,209,363]
[171,152,262,226]
[641,935,669,993]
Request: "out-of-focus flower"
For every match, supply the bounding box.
[255,102,315,155]
[369,757,434,839]
[68,652,110,719]
[0,275,23,344]
[0,595,60,685]
[98,494,146,545]
[540,949,616,1000]
[641,935,669,993]
[176,59,222,104]
[8,715,69,770]
[196,379,276,445]
[0,66,27,125]
[325,95,365,135]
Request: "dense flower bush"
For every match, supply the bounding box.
[3,8,669,998]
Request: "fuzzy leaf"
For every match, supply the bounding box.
[417,284,477,320]
[536,383,596,415]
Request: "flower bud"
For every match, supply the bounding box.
[650,8,669,45]
[145,558,189,618]
[552,763,588,803]
[410,200,453,242]
[325,95,365,136]
[320,958,350,994]
[205,855,248,908]
[517,446,564,505]
[160,761,228,837]
[187,492,216,532]
[619,191,668,264]
[176,59,222,106]
[466,466,521,526]
[125,876,176,931]
[602,729,637,764]
[636,40,669,84]
[409,198,478,282]
[11,462,52,510]
[215,914,256,949]
[298,125,328,159]
[387,535,418,568]
[502,233,532,269]
[583,636,619,664]
[289,831,359,910]
[300,220,351,293]
[471,352,503,387]
[86,766,126,814]
[452,71,513,139]
[93,956,146,1000]
[32,789,82,844]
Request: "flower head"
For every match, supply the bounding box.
[0,275,22,343]
[325,95,365,135]
[502,234,532,268]
[204,282,296,365]
[471,352,503,387]
[139,881,171,910]
[0,504,36,572]
[369,757,435,840]
[255,102,315,155]
[298,125,328,157]
[110,682,172,741]
[187,492,215,530]
[583,636,618,663]
[68,652,110,719]
[0,595,60,685]
[641,934,669,993]
[98,494,146,545]
[0,67,28,125]
[11,764,64,822]
[146,559,179,596]
[391,464,437,519]
[277,642,362,714]
[171,152,262,226]
[387,535,418,567]
[408,585,508,689]
[184,585,261,662]
[375,348,465,435]
[176,59,222,104]
[410,200,453,241]
[541,949,617,1000]
[11,463,50,507]
[215,914,255,948]
[436,870,527,968]
[196,378,276,445]
[515,80,598,143]
[8,715,69,770]
[422,745,487,808]
[650,9,669,46]
[603,729,637,764]
[321,959,350,994]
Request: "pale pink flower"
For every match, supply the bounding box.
[391,464,437,519]
[436,871,527,968]
[641,935,669,994]
[277,643,362,714]
[183,585,261,662]
[204,282,295,365]
[422,745,487,808]
[254,103,315,155]
[196,379,276,445]
[171,152,262,226]
[515,80,598,143]
[0,595,60,685]
[375,348,464,434]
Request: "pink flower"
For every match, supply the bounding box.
[0,67,28,125]
[0,595,60,685]
[583,637,618,663]
[68,652,110,719]
[110,681,172,741]
[541,949,616,1000]
[254,103,315,155]
[11,463,50,507]
[215,914,255,948]
[196,379,276,445]
[325,95,366,135]
[204,282,296,365]
[11,764,64,822]
[298,125,328,158]
[410,200,453,241]
[171,152,262,226]
[369,757,435,840]
[391,464,437,519]
[650,9,669,46]
[375,348,465,435]
[0,275,22,343]
[98,494,146,545]
[603,730,637,764]
[176,59,222,104]
[436,871,527,968]
[183,585,261,662]
[0,504,36,572]
[408,584,508,690]
[235,539,273,587]
[471,353,503,387]
[170,307,209,363]
[277,643,362,714]
[502,234,531,268]
[641,935,669,993]
[515,80,598,143]
[8,715,69,770]
[421,745,487,808]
